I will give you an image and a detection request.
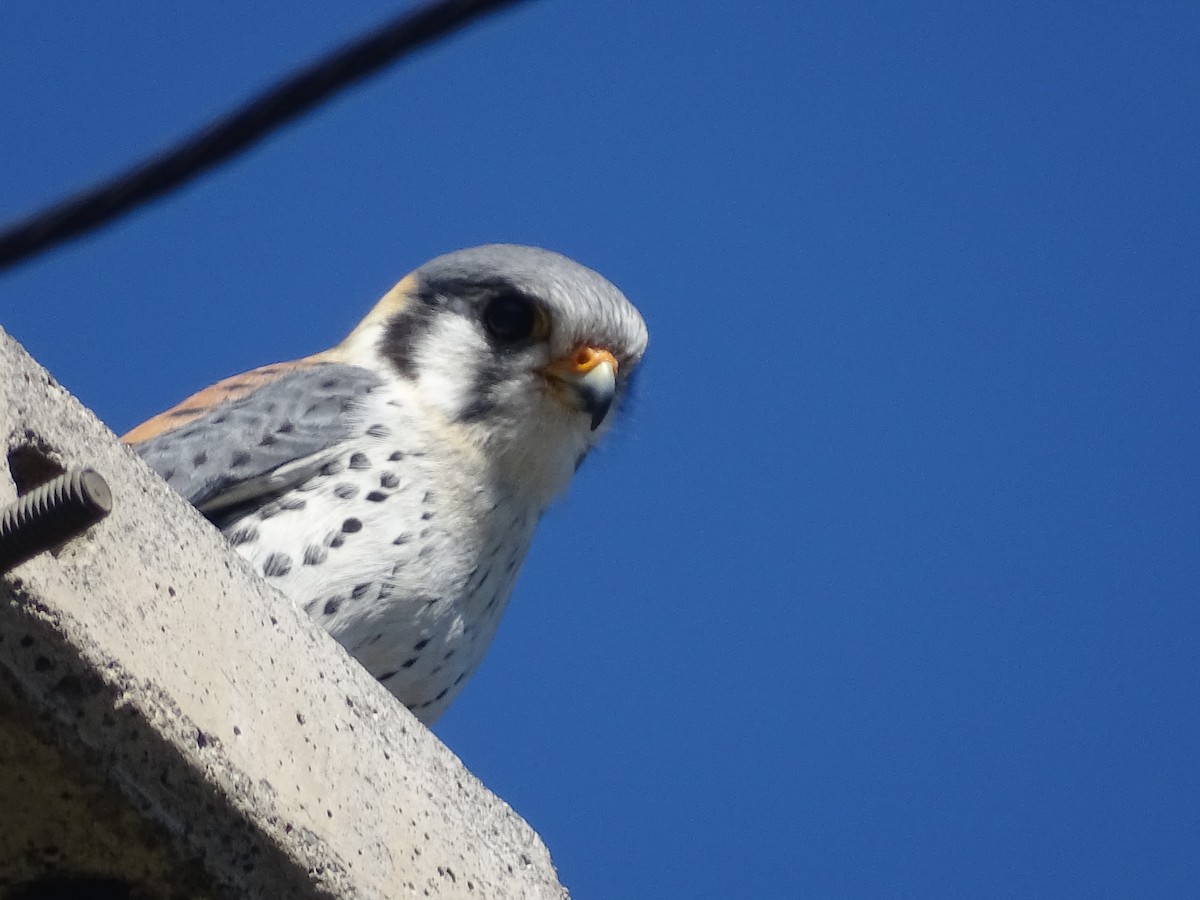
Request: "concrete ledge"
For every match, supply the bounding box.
[0,326,567,900]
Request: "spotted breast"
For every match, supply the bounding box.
[127,245,648,723]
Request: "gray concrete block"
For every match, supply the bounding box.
[0,327,567,900]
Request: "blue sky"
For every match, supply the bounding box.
[3,2,1198,897]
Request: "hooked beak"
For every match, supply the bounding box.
[542,346,619,430]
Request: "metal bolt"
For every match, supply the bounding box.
[0,468,112,573]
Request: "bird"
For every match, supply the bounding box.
[124,244,647,724]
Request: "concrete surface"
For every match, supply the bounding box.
[0,326,568,900]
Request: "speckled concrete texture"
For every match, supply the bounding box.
[0,326,568,900]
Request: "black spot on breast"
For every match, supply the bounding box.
[259,433,277,446]
[227,526,258,547]
[392,533,411,545]
[413,638,430,651]
[230,450,251,467]
[212,414,228,424]
[422,491,435,504]
[388,450,405,462]
[341,517,362,533]
[351,583,372,600]
[329,532,345,549]
[401,657,418,669]
[333,482,359,499]
[278,421,295,434]
[262,553,292,578]
[420,511,434,521]
[323,596,343,616]
[192,451,208,466]
[464,566,484,592]
[367,423,390,438]
[366,491,387,503]
[349,452,371,470]
[280,497,306,511]
[380,472,399,489]
[319,460,343,477]
[303,545,327,566]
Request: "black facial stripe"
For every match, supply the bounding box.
[456,397,497,423]
[419,276,535,311]
[421,277,545,348]
[380,295,437,378]
[455,359,507,424]
[383,277,542,380]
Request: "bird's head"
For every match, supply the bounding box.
[339,245,648,507]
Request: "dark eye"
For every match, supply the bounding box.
[482,292,538,343]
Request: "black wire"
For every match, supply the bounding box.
[0,0,529,273]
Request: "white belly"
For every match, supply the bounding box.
[224,439,538,723]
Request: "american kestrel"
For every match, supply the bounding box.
[125,245,647,724]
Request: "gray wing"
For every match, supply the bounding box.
[132,363,385,518]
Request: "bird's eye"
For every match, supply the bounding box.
[482,292,539,343]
